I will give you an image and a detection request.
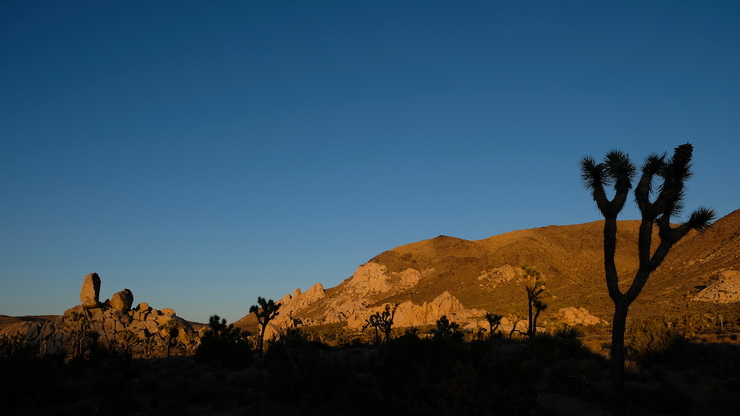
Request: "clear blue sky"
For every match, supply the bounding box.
[2,1,738,323]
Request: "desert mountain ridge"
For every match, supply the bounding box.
[236,209,740,333]
[2,210,738,339]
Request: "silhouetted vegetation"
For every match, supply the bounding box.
[2,314,740,415]
[580,143,716,415]
[485,312,503,338]
[522,265,547,337]
[249,297,280,356]
[362,303,396,344]
[195,315,252,370]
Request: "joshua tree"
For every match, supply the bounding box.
[196,315,252,369]
[507,311,525,339]
[362,304,396,344]
[485,313,503,338]
[532,299,548,335]
[432,315,461,340]
[159,319,180,357]
[60,310,91,356]
[522,266,546,337]
[580,143,715,415]
[249,297,280,356]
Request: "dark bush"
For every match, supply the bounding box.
[195,315,252,370]
[627,319,687,364]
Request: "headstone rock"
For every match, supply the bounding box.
[80,273,101,308]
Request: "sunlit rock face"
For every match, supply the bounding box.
[343,262,422,296]
[557,307,606,326]
[79,272,101,308]
[694,270,740,303]
[23,273,198,358]
[111,289,134,311]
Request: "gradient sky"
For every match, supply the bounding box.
[2,1,739,323]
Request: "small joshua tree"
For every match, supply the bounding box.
[580,143,715,415]
[485,313,503,338]
[522,266,546,337]
[432,315,461,340]
[249,297,280,356]
[363,304,396,344]
[159,319,179,357]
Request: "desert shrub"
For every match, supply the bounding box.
[627,319,687,364]
[195,315,252,370]
[529,326,590,364]
[265,327,328,361]
[0,333,77,412]
[300,322,352,346]
[431,315,463,343]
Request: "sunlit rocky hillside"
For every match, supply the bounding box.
[236,209,740,334]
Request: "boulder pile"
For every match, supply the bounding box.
[23,273,197,357]
[557,307,606,326]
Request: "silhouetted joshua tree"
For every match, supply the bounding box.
[363,304,396,344]
[196,315,251,369]
[432,315,461,341]
[485,313,503,338]
[522,266,546,337]
[249,297,280,356]
[580,143,715,416]
[159,319,179,358]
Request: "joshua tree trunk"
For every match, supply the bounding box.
[610,299,630,414]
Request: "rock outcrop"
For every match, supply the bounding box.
[341,291,486,329]
[694,270,740,303]
[557,307,605,326]
[343,262,424,295]
[79,272,101,308]
[22,273,197,358]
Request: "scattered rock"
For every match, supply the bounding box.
[558,307,604,326]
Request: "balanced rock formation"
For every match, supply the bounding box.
[79,272,101,308]
[22,273,198,358]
